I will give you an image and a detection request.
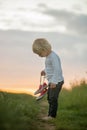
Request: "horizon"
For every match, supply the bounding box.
[0,77,86,96]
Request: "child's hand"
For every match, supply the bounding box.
[50,83,56,88]
[41,70,46,76]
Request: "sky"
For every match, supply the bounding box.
[0,0,87,94]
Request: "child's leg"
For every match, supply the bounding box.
[47,81,64,118]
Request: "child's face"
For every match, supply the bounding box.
[38,51,47,57]
[38,50,51,57]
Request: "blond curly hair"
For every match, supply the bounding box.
[32,38,51,54]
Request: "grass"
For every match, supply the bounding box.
[0,81,87,130]
[55,81,87,130]
[0,92,40,130]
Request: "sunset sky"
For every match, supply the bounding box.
[0,0,87,94]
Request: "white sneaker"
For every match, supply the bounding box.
[36,88,48,101]
[42,116,54,120]
[34,82,48,95]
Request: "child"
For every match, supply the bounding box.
[32,38,64,120]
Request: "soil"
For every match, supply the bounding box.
[37,99,56,130]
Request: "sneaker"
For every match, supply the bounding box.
[36,88,48,101]
[42,116,54,120]
[34,82,48,95]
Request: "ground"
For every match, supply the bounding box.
[37,99,56,130]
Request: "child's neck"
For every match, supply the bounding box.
[46,50,52,56]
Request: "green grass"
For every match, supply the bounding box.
[0,81,87,130]
[0,92,40,130]
[55,82,87,130]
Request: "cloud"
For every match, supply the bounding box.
[67,14,87,35]
[37,4,87,36]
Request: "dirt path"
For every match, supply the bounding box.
[37,100,56,130]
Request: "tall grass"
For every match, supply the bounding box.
[55,81,87,130]
[0,80,87,130]
[0,92,40,130]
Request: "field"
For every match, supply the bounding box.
[0,81,87,130]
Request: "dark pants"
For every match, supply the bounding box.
[47,81,64,118]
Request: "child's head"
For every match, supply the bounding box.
[32,38,52,57]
